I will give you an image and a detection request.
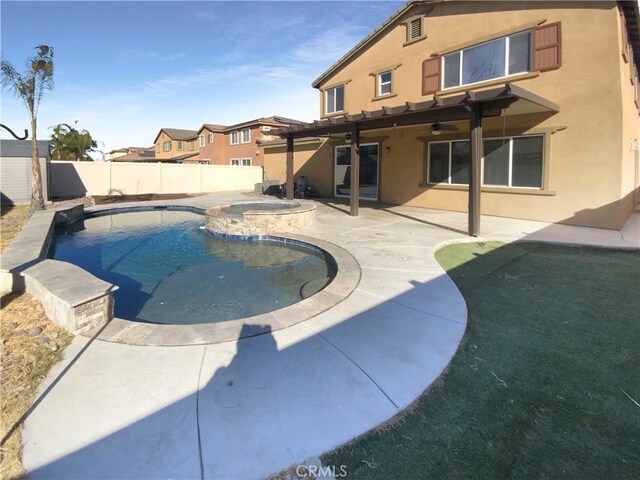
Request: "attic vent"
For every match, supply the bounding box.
[410,18,422,40]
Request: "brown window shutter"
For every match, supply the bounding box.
[422,56,441,95]
[533,22,561,71]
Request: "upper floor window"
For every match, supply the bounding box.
[241,128,251,143]
[177,140,184,151]
[443,31,531,89]
[208,132,214,143]
[325,85,344,114]
[163,141,171,152]
[189,140,195,151]
[241,158,251,166]
[427,135,544,189]
[199,135,205,147]
[378,70,392,96]
[230,158,240,165]
[230,131,239,145]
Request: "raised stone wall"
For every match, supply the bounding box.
[206,201,316,236]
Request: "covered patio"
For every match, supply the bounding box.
[276,83,559,236]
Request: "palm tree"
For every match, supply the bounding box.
[49,123,72,160]
[1,45,54,211]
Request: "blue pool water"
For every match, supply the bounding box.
[50,210,334,325]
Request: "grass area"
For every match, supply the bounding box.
[1,205,30,253]
[323,241,640,479]
[0,205,73,479]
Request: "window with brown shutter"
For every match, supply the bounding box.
[532,22,561,71]
[422,56,441,95]
[422,56,442,95]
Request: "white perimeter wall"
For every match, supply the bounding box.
[50,161,263,197]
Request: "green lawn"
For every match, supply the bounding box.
[323,242,640,479]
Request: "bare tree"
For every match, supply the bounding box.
[1,45,54,211]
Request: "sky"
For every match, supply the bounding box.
[1,0,403,157]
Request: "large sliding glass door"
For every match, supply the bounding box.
[334,143,379,200]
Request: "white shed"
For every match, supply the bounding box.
[0,140,51,205]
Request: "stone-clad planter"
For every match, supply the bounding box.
[205,200,316,236]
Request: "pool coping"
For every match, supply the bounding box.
[94,231,360,346]
[7,202,361,346]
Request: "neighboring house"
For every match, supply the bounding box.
[153,128,199,163]
[111,147,158,162]
[225,116,301,167]
[153,117,301,166]
[266,0,640,232]
[0,140,50,204]
[108,146,153,161]
[195,124,227,165]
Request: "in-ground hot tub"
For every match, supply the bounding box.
[206,200,316,236]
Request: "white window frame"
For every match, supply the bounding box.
[163,141,171,152]
[230,158,240,166]
[208,132,214,143]
[188,140,195,151]
[177,140,184,151]
[241,158,251,166]
[230,131,239,145]
[240,128,251,144]
[426,135,545,189]
[199,135,205,147]
[377,70,393,96]
[442,31,531,90]
[325,85,345,115]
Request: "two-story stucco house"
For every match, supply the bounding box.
[265,0,640,234]
[152,117,301,166]
[153,128,199,163]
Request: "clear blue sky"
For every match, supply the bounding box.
[1,0,403,157]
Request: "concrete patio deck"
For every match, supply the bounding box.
[20,192,639,479]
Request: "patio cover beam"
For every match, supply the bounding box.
[275,84,558,234]
[286,134,294,200]
[350,124,360,216]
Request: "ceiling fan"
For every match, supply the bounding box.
[430,122,459,135]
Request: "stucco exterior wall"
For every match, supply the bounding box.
[197,130,226,165]
[617,8,640,218]
[155,131,198,161]
[309,1,635,229]
[50,161,263,197]
[225,125,264,166]
[263,140,334,196]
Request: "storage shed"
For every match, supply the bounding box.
[0,140,51,205]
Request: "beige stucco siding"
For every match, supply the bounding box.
[311,1,634,229]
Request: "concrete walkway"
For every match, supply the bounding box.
[21,193,639,479]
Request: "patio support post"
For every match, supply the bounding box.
[469,103,482,236]
[286,133,294,200]
[350,123,360,216]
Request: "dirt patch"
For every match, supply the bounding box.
[0,205,30,253]
[0,293,73,479]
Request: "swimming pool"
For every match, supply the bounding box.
[50,209,335,325]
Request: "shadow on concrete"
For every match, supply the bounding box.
[18,201,639,479]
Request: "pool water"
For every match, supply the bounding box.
[50,210,334,325]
